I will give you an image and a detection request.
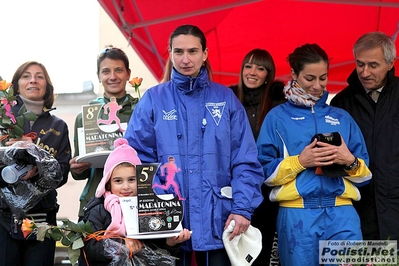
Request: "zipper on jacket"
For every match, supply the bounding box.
[201,88,207,134]
[172,87,182,139]
[13,215,18,234]
[190,79,193,90]
[311,105,318,132]
[318,176,323,208]
[202,118,207,133]
[311,104,323,207]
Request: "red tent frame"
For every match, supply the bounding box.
[98,0,399,92]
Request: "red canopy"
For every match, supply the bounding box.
[98,0,399,92]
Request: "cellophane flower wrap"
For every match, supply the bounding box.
[103,239,176,266]
[0,141,63,219]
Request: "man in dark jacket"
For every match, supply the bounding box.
[331,31,398,241]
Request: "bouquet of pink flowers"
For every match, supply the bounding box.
[0,80,36,142]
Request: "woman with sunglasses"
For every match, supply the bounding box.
[69,45,139,220]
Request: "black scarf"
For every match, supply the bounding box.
[243,87,262,106]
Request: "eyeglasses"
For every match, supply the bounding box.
[98,47,128,58]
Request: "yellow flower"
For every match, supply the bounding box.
[21,218,35,238]
[129,77,143,99]
[0,80,11,91]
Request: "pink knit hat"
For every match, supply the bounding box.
[95,138,141,198]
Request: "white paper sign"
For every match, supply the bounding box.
[120,196,139,235]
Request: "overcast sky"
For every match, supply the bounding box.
[0,0,100,93]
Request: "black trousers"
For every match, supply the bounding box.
[0,210,57,266]
[176,249,231,266]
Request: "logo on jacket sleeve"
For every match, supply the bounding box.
[162,109,178,120]
[205,102,226,126]
[325,115,340,126]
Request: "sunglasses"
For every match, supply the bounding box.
[98,47,127,58]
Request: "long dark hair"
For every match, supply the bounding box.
[236,49,276,133]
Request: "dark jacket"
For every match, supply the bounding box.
[82,197,180,266]
[330,67,399,241]
[0,96,71,213]
[230,81,286,140]
[82,197,113,265]
[230,81,285,265]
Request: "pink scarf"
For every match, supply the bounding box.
[104,191,126,236]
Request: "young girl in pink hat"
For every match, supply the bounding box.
[81,138,191,265]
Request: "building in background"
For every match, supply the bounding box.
[56,4,159,221]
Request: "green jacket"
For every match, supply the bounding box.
[71,93,138,217]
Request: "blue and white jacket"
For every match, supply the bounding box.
[257,91,371,209]
[125,67,264,251]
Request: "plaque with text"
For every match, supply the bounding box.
[122,163,184,239]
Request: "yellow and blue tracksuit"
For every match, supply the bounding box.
[257,91,372,266]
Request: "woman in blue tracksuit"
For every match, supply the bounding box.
[257,44,372,266]
[125,24,264,266]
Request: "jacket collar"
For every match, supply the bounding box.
[347,66,396,94]
[89,93,137,113]
[171,67,209,92]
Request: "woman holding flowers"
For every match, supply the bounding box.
[0,61,71,266]
[69,45,140,221]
